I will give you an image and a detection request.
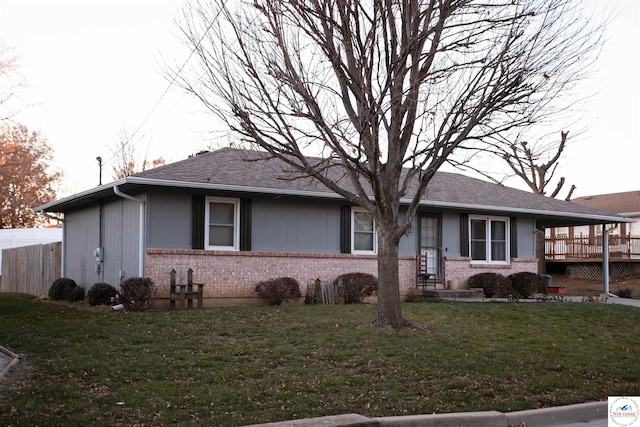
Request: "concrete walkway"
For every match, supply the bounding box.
[439,294,640,308]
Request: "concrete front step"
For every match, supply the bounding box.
[417,288,485,301]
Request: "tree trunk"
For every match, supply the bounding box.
[373,225,409,329]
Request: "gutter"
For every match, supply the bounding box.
[113,185,145,278]
[37,176,632,226]
[125,177,632,224]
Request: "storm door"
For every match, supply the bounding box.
[419,215,443,281]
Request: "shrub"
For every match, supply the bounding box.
[467,272,512,298]
[255,277,301,306]
[48,277,78,301]
[508,272,547,298]
[617,288,633,299]
[87,283,118,306]
[69,286,85,302]
[118,277,156,311]
[333,272,378,304]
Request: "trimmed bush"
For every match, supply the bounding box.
[87,283,118,306]
[255,277,301,306]
[467,272,512,298]
[508,272,547,298]
[333,272,378,304]
[118,277,156,311]
[48,277,78,301]
[617,288,633,299]
[69,286,85,302]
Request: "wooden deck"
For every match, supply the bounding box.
[545,234,640,262]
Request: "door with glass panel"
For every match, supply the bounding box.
[419,215,442,282]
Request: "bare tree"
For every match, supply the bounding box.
[492,130,577,273]
[173,0,603,329]
[499,131,576,199]
[0,44,22,123]
[110,128,165,180]
[0,123,61,228]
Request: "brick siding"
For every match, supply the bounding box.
[145,249,419,305]
[145,249,538,306]
[443,256,539,286]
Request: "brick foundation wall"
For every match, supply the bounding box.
[443,256,539,286]
[145,249,420,305]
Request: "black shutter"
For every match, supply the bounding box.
[240,199,252,251]
[340,205,351,254]
[460,214,469,257]
[510,217,517,259]
[192,195,205,249]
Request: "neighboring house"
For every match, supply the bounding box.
[35,148,630,306]
[547,191,640,261]
[551,190,640,239]
[0,228,62,275]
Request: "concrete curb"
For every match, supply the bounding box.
[375,410,507,427]
[0,345,20,381]
[243,414,377,427]
[506,401,607,426]
[241,401,608,427]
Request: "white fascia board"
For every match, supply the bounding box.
[38,176,631,225]
[412,199,633,224]
[34,179,128,211]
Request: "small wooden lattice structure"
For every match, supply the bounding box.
[169,268,205,309]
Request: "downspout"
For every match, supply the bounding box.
[113,186,145,278]
[37,210,65,277]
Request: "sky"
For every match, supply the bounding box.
[0,0,638,200]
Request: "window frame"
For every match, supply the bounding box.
[469,215,510,264]
[351,207,377,254]
[204,196,240,251]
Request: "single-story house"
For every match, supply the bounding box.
[35,147,632,306]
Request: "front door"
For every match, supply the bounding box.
[419,215,442,281]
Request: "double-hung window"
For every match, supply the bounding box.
[205,197,240,250]
[469,215,509,263]
[352,208,376,254]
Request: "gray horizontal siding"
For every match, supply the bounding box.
[251,198,341,253]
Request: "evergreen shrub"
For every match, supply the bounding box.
[467,272,512,298]
[87,283,118,306]
[48,277,78,301]
[508,272,547,298]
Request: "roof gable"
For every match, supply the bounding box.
[571,191,640,215]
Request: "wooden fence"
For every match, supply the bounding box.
[0,242,62,296]
[545,234,640,260]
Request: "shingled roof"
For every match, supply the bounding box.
[570,191,640,216]
[37,147,631,227]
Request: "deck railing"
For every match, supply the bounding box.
[545,234,640,260]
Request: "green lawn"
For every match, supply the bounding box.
[1,294,639,426]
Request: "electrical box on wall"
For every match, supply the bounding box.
[94,247,104,262]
